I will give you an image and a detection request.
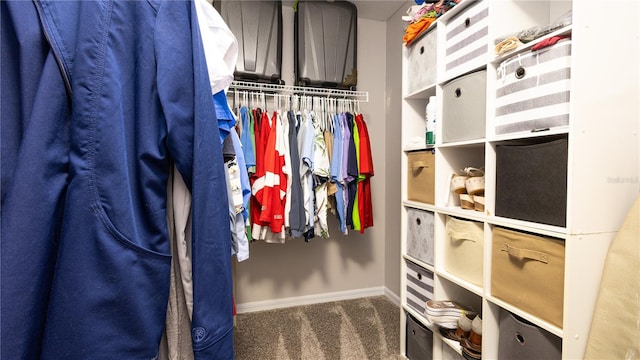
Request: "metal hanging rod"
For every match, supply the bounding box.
[228,81,369,102]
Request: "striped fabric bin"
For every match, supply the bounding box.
[405,259,434,315]
[444,1,489,79]
[494,39,572,135]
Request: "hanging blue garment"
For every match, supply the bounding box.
[1,2,70,357]
[330,114,346,234]
[1,1,233,359]
[214,90,237,144]
[231,129,251,222]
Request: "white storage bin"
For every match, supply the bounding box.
[444,1,489,79]
[406,27,438,95]
[407,208,434,266]
[444,216,484,286]
[494,39,571,135]
[406,259,434,315]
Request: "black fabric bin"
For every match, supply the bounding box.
[495,136,568,227]
[406,312,433,360]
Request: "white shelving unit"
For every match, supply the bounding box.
[400,1,639,359]
[227,80,369,101]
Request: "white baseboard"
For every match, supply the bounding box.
[384,287,401,307]
[237,286,396,314]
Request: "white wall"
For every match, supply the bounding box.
[234,6,393,307]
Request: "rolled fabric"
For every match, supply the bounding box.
[531,35,571,51]
[495,36,522,55]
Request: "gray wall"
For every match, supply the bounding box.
[234,5,398,307]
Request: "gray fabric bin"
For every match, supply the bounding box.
[407,208,434,266]
[442,70,487,143]
[406,27,437,95]
[498,311,562,360]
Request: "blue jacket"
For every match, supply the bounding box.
[1,1,233,358]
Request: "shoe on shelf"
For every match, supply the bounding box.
[462,346,482,360]
[460,315,482,356]
[450,167,485,210]
[460,194,474,210]
[465,176,485,196]
[439,312,474,342]
[473,195,485,212]
[451,174,468,194]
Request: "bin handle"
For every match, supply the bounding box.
[411,161,430,169]
[501,243,549,264]
[447,229,476,243]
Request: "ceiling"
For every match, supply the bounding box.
[351,0,408,21]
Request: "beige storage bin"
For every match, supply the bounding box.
[491,227,565,328]
[407,150,435,204]
[406,27,438,95]
[444,216,484,286]
[443,1,489,79]
[407,208,435,266]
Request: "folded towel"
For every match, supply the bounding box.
[424,300,477,328]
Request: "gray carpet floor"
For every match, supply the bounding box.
[234,296,404,360]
